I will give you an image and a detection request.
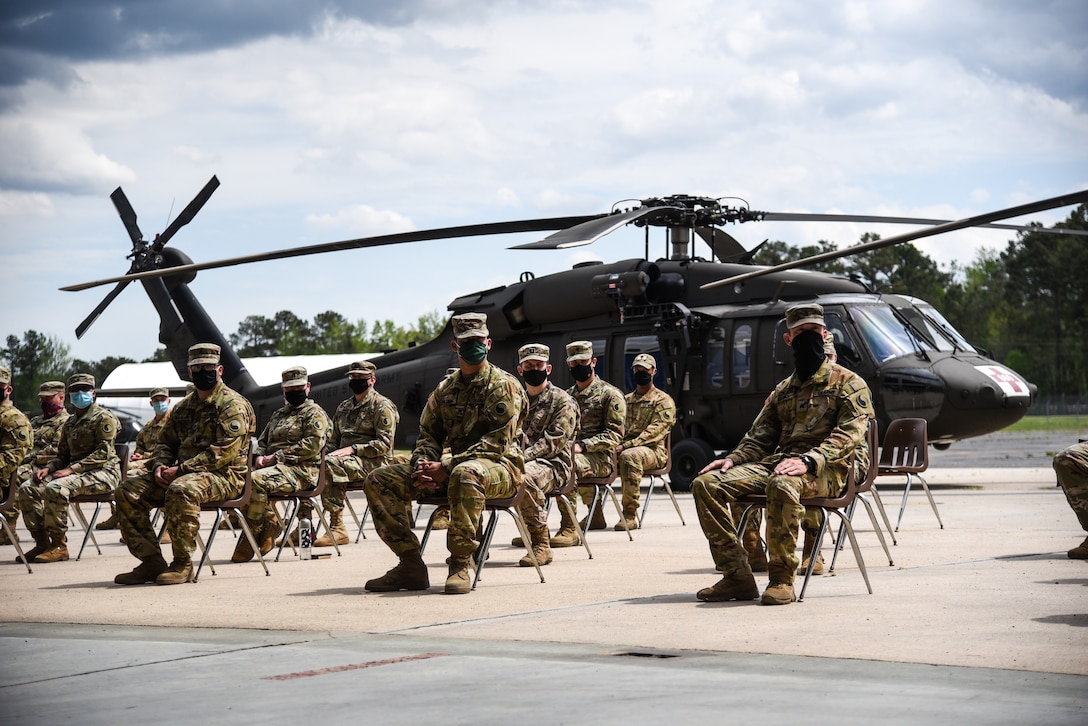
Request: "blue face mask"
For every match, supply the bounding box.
[70,391,94,410]
[152,401,170,416]
[458,339,488,365]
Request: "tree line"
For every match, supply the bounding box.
[4,204,1085,413]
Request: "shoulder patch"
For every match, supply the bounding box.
[228,420,243,433]
[496,402,507,416]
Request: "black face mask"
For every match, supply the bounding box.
[633,371,653,387]
[791,329,826,380]
[522,369,548,387]
[192,369,218,392]
[570,363,593,382]
[349,378,372,395]
[284,390,307,407]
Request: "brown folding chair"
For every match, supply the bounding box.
[3,470,32,573]
[418,479,545,590]
[193,439,269,581]
[69,442,129,560]
[271,453,340,560]
[877,418,944,531]
[638,434,685,527]
[829,418,894,570]
[578,450,632,542]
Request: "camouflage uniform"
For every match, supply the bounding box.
[693,357,873,586]
[568,376,626,478]
[1053,441,1088,558]
[5,387,68,532]
[0,389,33,532]
[126,413,170,479]
[19,399,120,547]
[519,380,578,535]
[116,378,254,566]
[617,385,676,519]
[323,384,398,515]
[248,397,330,523]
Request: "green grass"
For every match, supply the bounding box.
[1006,415,1088,432]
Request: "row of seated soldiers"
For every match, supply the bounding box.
[0,313,678,595]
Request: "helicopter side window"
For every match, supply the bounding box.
[823,312,865,370]
[732,324,752,391]
[623,335,667,391]
[707,328,725,389]
[848,304,923,363]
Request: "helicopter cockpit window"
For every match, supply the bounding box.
[915,302,977,353]
[707,328,725,389]
[732,324,752,391]
[823,312,865,370]
[848,304,932,363]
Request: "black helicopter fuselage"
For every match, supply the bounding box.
[150,254,1035,489]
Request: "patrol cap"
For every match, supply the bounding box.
[785,303,825,330]
[0,366,10,385]
[632,353,656,370]
[281,366,308,387]
[452,312,489,340]
[39,380,65,397]
[148,387,169,399]
[518,343,550,364]
[67,372,95,390]
[566,340,594,363]
[187,342,222,366]
[347,360,377,378]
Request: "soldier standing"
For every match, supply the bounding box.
[363,312,527,595]
[232,366,330,562]
[114,343,255,586]
[692,303,873,605]
[1053,441,1088,559]
[19,373,121,563]
[0,367,32,551]
[1,380,66,546]
[551,340,625,544]
[614,353,675,531]
[510,343,578,567]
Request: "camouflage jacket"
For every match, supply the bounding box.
[150,381,255,487]
[25,409,70,467]
[0,401,32,480]
[522,381,578,480]
[257,398,331,468]
[726,360,874,490]
[567,376,625,453]
[414,361,527,473]
[47,402,120,476]
[134,414,169,457]
[621,386,676,460]
[328,388,399,463]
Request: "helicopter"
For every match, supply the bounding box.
[63,180,1088,488]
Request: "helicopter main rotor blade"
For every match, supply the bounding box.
[74,280,131,339]
[701,189,1088,290]
[761,211,1088,237]
[60,215,600,292]
[110,188,143,247]
[153,175,220,250]
[509,206,675,250]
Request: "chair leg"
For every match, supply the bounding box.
[234,507,270,577]
[605,485,633,541]
[419,507,441,555]
[3,517,32,573]
[916,473,944,529]
[556,495,592,559]
[194,513,220,581]
[311,501,342,557]
[799,511,872,601]
[345,494,368,542]
[857,495,894,566]
[70,501,102,559]
[639,477,655,528]
[868,484,897,546]
[471,510,501,590]
[509,509,545,584]
[662,476,686,526]
[895,474,913,531]
[275,500,299,562]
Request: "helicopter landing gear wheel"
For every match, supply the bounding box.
[669,437,716,492]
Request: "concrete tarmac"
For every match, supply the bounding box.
[2,464,1087,724]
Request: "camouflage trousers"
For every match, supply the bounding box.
[365,459,518,559]
[316,454,382,517]
[517,460,566,536]
[1054,442,1088,531]
[692,462,838,583]
[18,467,119,539]
[617,446,667,515]
[733,504,824,541]
[248,464,308,523]
[574,450,615,509]
[117,469,242,562]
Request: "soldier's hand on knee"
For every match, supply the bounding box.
[699,458,731,475]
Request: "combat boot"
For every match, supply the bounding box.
[444,555,473,594]
[1068,535,1088,559]
[365,549,429,592]
[761,581,797,606]
[258,519,282,556]
[0,523,17,545]
[613,512,639,531]
[35,534,69,563]
[580,504,607,531]
[20,529,51,563]
[431,506,451,531]
[313,511,349,547]
[798,527,824,575]
[519,525,553,567]
[114,553,169,585]
[743,529,768,573]
[231,517,263,562]
[156,557,194,585]
[95,504,120,530]
[550,505,581,548]
[696,572,760,602]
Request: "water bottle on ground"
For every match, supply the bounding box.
[299,517,312,560]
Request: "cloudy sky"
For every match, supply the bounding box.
[2,0,1086,364]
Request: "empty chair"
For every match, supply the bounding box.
[829,417,894,572]
[638,434,685,528]
[192,440,269,581]
[877,418,943,531]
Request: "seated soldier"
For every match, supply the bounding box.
[97,387,173,530]
[0,367,32,549]
[614,353,675,531]
[2,380,67,546]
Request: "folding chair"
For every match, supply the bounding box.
[877,418,944,531]
[544,448,591,559]
[272,454,341,560]
[828,418,894,571]
[418,480,545,590]
[3,470,32,573]
[344,481,370,543]
[638,434,685,527]
[578,450,632,542]
[69,442,130,559]
[193,440,269,581]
